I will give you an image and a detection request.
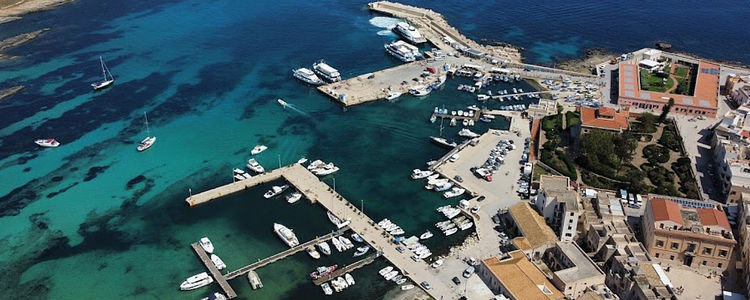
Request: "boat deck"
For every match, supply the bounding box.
[190,243,238,299]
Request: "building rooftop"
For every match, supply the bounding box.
[618,61,719,110]
[539,175,570,192]
[579,106,629,131]
[549,242,605,284]
[509,202,558,249]
[482,251,564,300]
[650,198,684,225]
[697,208,731,230]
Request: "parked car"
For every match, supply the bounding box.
[463,266,475,278]
[420,281,431,290]
[452,277,461,285]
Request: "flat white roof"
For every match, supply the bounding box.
[639,59,660,68]
[652,264,673,288]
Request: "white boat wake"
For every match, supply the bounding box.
[369,16,400,36]
[280,101,310,116]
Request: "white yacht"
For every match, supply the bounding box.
[409,85,430,97]
[264,185,289,198]
[420,231,433,240]
[384,40,420,62]
[307,159,325,170]
[458,128,480,138]
[246,158,264,173]
[137,112,156,152]
[313,61,342,82]
[443,187,466,198]
[210,254,226,270]
[345,273,355,286]
[444,227,458,236]
[199,237,214,254]
[331,235,345,252]
[327,211,351,229]
[378,266,393,276]
[316,241,331,255]
[34,139,60,148]
[273,223,299,247]
[411,169,434,179]
[251,145,267,155]
[312,163,339,176]
[339,236,354,249]
[394,21,427,44]
[248,270,263,289]
[180,272,214,291]
[277,98,288,107]
[293,68,326,85]
[306,246,321,259]
[286,192,302,204]
[429,136,457,148]
[385,91,402,100]
[201,292,227,300]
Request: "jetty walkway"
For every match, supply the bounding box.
[187,163,460,299]
[312,253,380,285]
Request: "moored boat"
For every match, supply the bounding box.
[313,61,342,82]
[34,138,60,148]
[353,245,370,257]
[246,158,265,173]
[180,272,214,291]
[286,192,303,203]
[210,254,226,270]
[199,237,214,254]
[401,284,415,290]
[310,264,338,280]
[248,270,263,289]
[293,67,326,85]
[420,231,433,240]
[327,211,351,229]
[316,241,332,255]
[251,145,268,155]
[307,246,321,259]
[264,185,289,198]
[393,21,427,44]
[91,56,115,90]
[344,273,355,286]
[274,223,299,247]
[429,136,457,148]
[321,282,333,295]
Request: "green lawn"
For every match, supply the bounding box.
[674,66,689,78]
[640,69,674,92]
[565,111,580,128]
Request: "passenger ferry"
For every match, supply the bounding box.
[293,68,326,85]
[384,40,420,62]
[312,61,342,82]
[393,21,427,44]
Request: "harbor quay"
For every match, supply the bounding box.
[186,163,462,299]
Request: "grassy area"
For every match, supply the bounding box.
[565,111,580,128]
[640,69,674,92]
[532,164,551,181]
[674,66,689,77]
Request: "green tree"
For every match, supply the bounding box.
[659,98,675,123]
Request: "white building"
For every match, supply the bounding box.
[535,175,582,242]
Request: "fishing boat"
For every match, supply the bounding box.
[264,185,289,198]
[458,128,480,138]
[429,136,457,148]
[310,264,338,279]
[91,56,114,90]
[339,236,354,249]
[316,241,332,255]
[210,254,226,270]
[34,139,60,148]
[401,284,414,290]
[420,231,433,240]
[385,91,402,100]
[384,270,398,281]
[180,272,213,291]
[444,227,458,236]
[274,223,299,247]
[396,278,407,285]
[277,98,288,107]
[411,169,434,179]
[286,192,302,203]
[246,158,265,173]
[199,237,214,253]
[409,85,430,97]
[297,157,308,164]
[306,246,321,259]
[137,112,156,152]
[251,145,267,155]
[345,273,355,286]
[353,245,370,257]
[327,211,351,229]
[244,270,263,290]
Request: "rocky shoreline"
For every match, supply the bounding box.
[0,28,48,61]
[0,86,24,101]
[0,0,75,24]
[554,48,613,75]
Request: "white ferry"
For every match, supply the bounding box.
[313,61,342,82]
[384,40,420,62]
[293,68,326,85]
[393,22,427,44]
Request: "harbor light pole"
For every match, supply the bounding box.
[278,154,281,168]
[361,199,364,214]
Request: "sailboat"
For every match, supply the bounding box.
[429,106,456,148]
[137,112,156,152]
[91,56,115,90]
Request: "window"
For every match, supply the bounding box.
[673,225,678,230]
[656,240,665,247]
[570,212,574,216]
[655,253,660,258]
[671,242,679,250]
[718,263,723,268]
[670,255,675,260]
[660,223,664,229]
[567,226,572,230]
[702,261,707,266]
[703,247,713,255]
[719,250,728,257]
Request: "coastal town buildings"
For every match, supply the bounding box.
[642,196,735,270]
[616,60,720,118]
[726,74,750,106]
[504,202,559,258]
[527,99,559,119]
[578,106,630,133]
[540,241,606,299]
[737,193,750,296]
[711,115,750,203]
[477,251,565,300]
[535,175,582,242]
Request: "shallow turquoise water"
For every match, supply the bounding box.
[0,0,747,299]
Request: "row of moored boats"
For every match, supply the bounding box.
[435,205,474,236]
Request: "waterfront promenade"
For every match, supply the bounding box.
[187,164,461,299]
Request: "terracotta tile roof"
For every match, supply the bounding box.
[513,237,532,251]
[650,198,683,225]
[695,61,720,109]
[579,106,629,131]
[697,208,731,230]
[618,62,719,110]
[482,252,565,300]
[509,202,558,249]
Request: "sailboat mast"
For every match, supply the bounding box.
[144,112,150,137]
[100,56,107,81]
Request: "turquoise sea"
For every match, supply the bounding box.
[1,0,749,299]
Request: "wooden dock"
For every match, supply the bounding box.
[224,227,348,280]
[190,243,238,299]
[312,253,380,286]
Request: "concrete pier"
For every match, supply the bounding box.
[311,253,380,285]
[191,243,238,298]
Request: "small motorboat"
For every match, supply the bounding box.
[264,185,289,199]
[378,266,393,276]
[350,233,364,243]
[286,192,302,204]
[251,145,268,155]
[401,284,414,290]
[246,158,265,173]
[307,246,321,259]
[321,282,333,295]
[277,98,288,107]
[247,270,263,289]
[420,231,433,240]
[34,139,60,148]
[345,273,355,286]
[385,91,403,100]
[199,237,214,254]
[384,270,399,281]
[316,241,332,255]
[210,254,226,270]
[200,292,227,300]
[353,245,370,257]
[297,157,308,164]
[180,272,214,291]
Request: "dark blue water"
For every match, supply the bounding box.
[0,0,747,299]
